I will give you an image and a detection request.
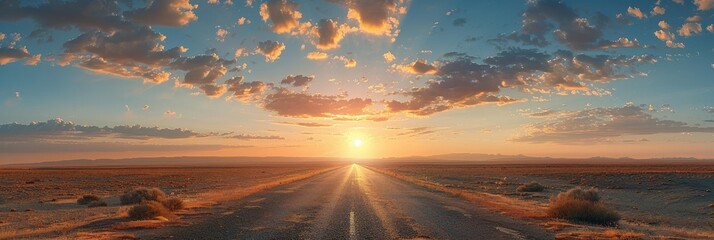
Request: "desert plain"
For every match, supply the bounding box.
[0,160,712,239]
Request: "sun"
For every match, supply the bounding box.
[352,138,363,148]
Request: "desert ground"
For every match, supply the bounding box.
[0,164,337,239]
[366,163,714,239]
[0,162,712,239]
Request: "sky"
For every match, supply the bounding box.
[0,0,713,163]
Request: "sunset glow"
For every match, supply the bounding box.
[0,0,713,164]
[353,139,363,148]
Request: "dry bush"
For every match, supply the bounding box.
[517,181,545,192]
[162,198,185,211]
[127,201,170,220]
[548,187,620,226]
[87,200,108,208]
[77,195,101,205]
[120,187,166,205]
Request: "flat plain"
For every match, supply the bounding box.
[0,162,712,239]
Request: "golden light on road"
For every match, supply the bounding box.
[352,139,363,148]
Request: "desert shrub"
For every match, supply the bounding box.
[162,198,185,211]
[517,181,545,192]
[88,200,108,208]
[127,201,170,220]
[120,187,166,205]
[77,195,101,205]
[548,187,620,226]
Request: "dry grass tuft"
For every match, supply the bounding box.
[76,195,101,205]
[120,187,166,205]
[127,201,171,220]
[548,187,620,226]
[161,198,185,211]
[517,181,545,192]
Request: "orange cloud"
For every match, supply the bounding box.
[263,89,373,118]
[346,0,403,40]
[259,0,302,34]
[306,51,328,60]
[255,40,286,62]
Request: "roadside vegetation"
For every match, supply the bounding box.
[120,187,185,220]
[547,187,620,226]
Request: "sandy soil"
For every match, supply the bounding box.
[0,165,337,239]
[366,163,714,239]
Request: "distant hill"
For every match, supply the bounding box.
[4,154,713,168]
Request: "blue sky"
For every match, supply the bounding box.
[0,0,713,163]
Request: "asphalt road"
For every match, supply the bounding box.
[155,164,552,239]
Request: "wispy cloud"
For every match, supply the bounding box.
[513,104,714,144]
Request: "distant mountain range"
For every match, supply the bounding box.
[4,153,714,168]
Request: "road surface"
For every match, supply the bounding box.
[154,164,552,239]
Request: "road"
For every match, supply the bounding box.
[154,164,552,239]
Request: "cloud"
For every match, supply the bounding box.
[0,118,211,141]
[654,21,685,48]
[513,104,714,144]
[343,58,357,68]
[255,40,286,62]
[228,134,285,140]
[199,84,227,98]
[694,0,714,10]
[0,0,127,31]
[237,17,250,25]
[538,50,656,88]
[25,53,41,65]
[170,53,234,85]
[383,51,396,62]
[225,76,269,102]
[216,27,228,42]
[658,20,670,30]
[0,0,243,88]
[627,6,646,19]
[651,6,665,15]
[281,75,314,87]
[678,22,702,37]
[63,26,186,83]
[0,47,32,65]
[306,51,328,60]
[259,0,302,34]
[501,0,639,51]
[125,0,198,26]
[386,49,655,116]
[234,48,246,58]
[709,24,714,32]
[333,55,357,68]
[597,37,641,49]
[164,110,179,117]
[521,108,559,118]
[0,142,247,154]
[396,59,437,74]
[262,89,373,118]
[395,127,438,137]
[345,0,403,40]
[686,15,702,22]
[315,19,348,50]
[275,121,332,127]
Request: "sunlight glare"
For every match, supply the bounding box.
[352,139,363,148]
